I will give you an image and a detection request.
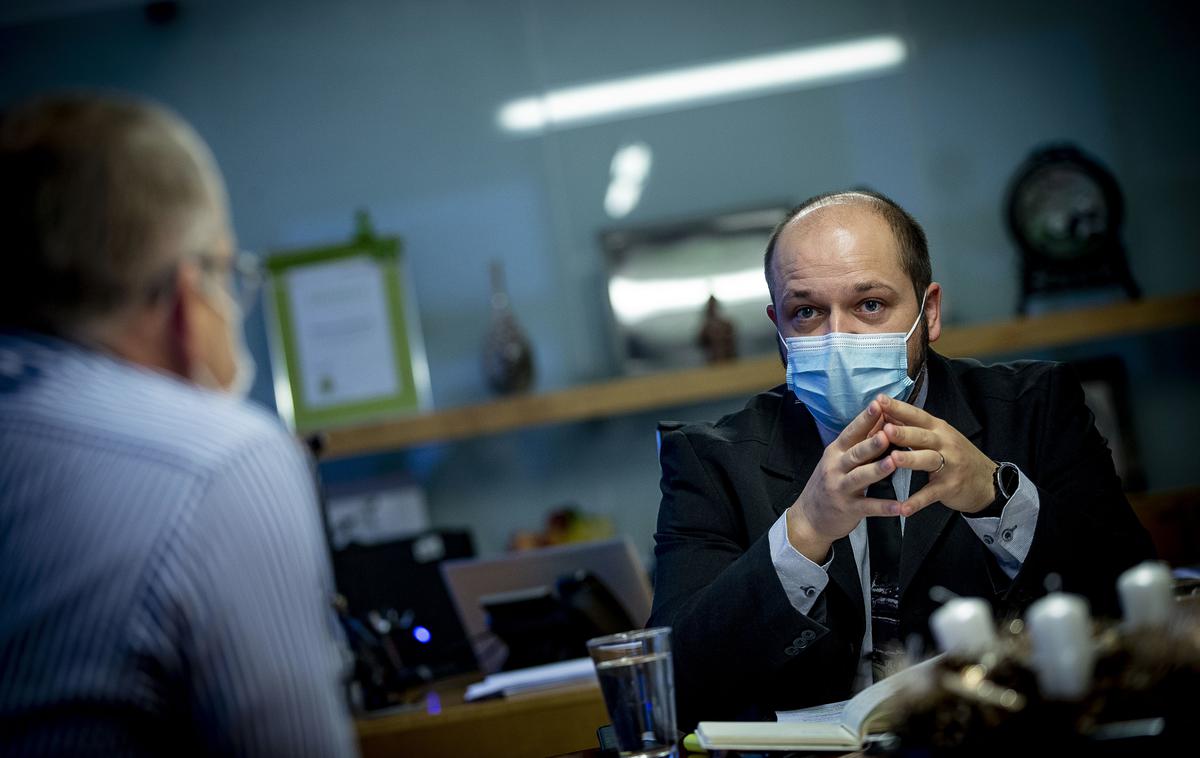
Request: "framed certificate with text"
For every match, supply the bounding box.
[264,212,431,433]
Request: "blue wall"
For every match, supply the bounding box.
[3,0,1197,558]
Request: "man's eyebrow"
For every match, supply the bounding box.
[781,282,900,301]
[853,281,900,295]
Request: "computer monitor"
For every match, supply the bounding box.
[441,537,653,673]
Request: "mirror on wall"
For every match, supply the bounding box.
[600,207,787,373]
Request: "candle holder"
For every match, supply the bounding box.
[882,602,1198,755]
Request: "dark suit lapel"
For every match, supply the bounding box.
[762,392,865,631]
[899,352,984,596]
[761,387,821,486]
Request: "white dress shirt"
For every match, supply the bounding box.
[0,332,357,757]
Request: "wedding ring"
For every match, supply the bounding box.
[935,452,946,474]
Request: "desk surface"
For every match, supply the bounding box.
[356,673,609,758]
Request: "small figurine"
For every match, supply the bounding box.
[697,294,737,364]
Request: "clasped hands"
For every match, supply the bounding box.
[786,394,995,564]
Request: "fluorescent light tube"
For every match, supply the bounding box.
[499,34,906,134]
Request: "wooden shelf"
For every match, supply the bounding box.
[319,291,1200,459]
[931,291,1200,357]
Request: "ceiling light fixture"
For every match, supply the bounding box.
[605,142,653,219]
[498,34,907,134]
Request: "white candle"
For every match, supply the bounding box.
[1026,593,1094,700]
[930,597,996,657]
[1118,561,1174,629]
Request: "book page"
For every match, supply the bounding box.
[697,655,943,751]
[776,655,942,737]
[696,721,859,750]
[841,654,941,737]
[776,699,849,724]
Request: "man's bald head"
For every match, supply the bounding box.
[764,190,931,307]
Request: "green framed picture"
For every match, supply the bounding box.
[264,214,431,433]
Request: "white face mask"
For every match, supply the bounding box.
[225,322,257,400]
[778,290,927,432]
[194,285,256,400]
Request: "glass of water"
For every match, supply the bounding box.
[587,627,677,758]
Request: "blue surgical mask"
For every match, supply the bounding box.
[779,291,927,432]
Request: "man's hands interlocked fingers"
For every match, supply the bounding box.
[786,394,998,563]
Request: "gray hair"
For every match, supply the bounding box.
[0,92,228,335]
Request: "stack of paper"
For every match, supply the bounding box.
[464,657,597,701]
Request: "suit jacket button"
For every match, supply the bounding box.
[785,635,811,656]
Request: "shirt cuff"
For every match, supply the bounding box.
[768,509,833,615]
[962,463,1040,579]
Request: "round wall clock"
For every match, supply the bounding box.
[1005,144,1140,313]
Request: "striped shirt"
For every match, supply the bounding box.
[0,332,358,757]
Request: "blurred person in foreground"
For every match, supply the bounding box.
[0,94,357,756]
[648,190,1155,729]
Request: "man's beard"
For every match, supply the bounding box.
[902,321,930,404]
[909,318,929,380]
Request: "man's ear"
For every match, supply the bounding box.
[767,303,779,328]
[924,282,943,343]
[167,262,201,379]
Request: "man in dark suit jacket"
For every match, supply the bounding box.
[648,190,1154,729]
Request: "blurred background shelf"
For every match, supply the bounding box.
[319,291,1200,459]
[933,291,1200,357]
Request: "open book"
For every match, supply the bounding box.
[696,655,940,752]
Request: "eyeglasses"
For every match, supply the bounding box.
[196,250,264,313]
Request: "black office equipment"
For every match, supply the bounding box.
[332,529,478,687]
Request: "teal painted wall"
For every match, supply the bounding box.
[3,0,1197,559]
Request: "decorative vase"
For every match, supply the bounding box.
[481,260,535,395]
